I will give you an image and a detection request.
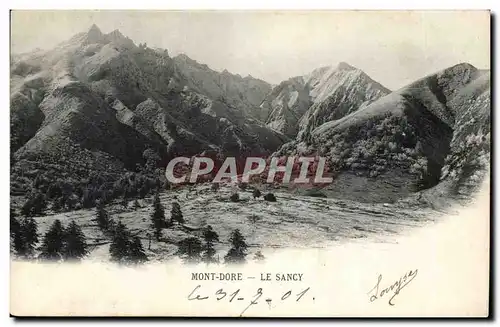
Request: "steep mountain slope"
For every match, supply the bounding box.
[10,25,287,199]
[173,54,272,120]
[260,76,312,137]
[298,63,391,140]
[260,63,390,137]
[274,63,490,203]
[439,70,490,196]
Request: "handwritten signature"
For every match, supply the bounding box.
[367,269,418,306]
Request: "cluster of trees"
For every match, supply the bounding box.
[177,225,220,264]
[13,148,167,216]
[11,208,88,262]
[319,114,419,174]
[306,113,436,190]
[19,170,165,216]
[12,189,267,266]
[177,228,265,265]
[109,222,148,264]
[10,210,38,259]
[88,193,186,264]
[92,201,148,264]
[38,219,88,261]
[150,194,184,241]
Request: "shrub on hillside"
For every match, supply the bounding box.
[230,193,240,202]
[263,193,277,202]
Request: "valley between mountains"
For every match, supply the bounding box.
[10,25,490,262]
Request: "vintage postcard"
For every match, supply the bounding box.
[9,10,490,317]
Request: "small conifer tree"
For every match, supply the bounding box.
[63,220,88,261]
[109,221,131,263]
[19,217,38,258]
[10,209,24,255]
[39,219,65,261]
[224,229,248,264]
[177,237,203,264]
[94,201,110,231]
[201,225,219,264]
[171,202,184,224]
[150,194,167,240]
[128,236,148,264]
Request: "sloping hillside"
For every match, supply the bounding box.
[439,71,491,197]
[24,183,437,263]
[274,63,490,203]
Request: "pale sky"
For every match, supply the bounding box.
[11,10,490,90]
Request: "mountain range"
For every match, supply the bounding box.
[10,25,287,194]
[10,25,490,205]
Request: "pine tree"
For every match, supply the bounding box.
[20,217,37,256]
[128,236,148,264]
[19,217,38,258]
[201,225,219,264]
[63,220,88,261]
[203,225,219,244]
[177,237,203,264]
[171,202,184,224]
[94,201,110,231]
[10,209,23,255]
[39,219,65,261]
[109,221,131,263]
[224,229,248,264]
[150,193,167,240]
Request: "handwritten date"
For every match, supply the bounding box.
[188,285,312,316]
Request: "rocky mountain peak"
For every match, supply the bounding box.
[87,24,103,37]
[88,24,102,33]
[105,28,135,48]
[81,24,106,45]
[263,61,390,137]
[107,29,125,39]
[336,61,357,71]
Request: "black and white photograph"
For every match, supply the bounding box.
[8,10,491,317]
